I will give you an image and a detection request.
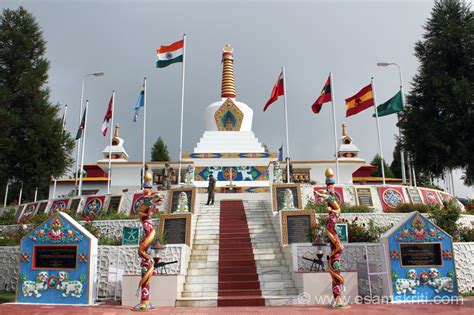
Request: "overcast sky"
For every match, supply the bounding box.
[2,0,472,198]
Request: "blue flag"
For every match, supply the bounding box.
[133,89,145,122]
[278,145,283,161]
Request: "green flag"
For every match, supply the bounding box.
[75,107,87,140]
[373,90,403,117]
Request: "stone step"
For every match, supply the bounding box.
[187,268,219,276]
[257,265,291,274]
[184,274,290,285]
[180,289,297,299]
[194,241,280,250]
[260,280,296,290]
[175,297,217,307]
[189,258,287,269]
[193,239,219,245]
[264,296,301,306]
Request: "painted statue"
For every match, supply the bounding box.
[428,268,454,293]
[314,168,346,308]
[134,170,164,311]
[395,269,419,294]
[57,271,84,298]
[273,161,283,183]
[21,271,48,298]
[185,165,194,185]
[282,188,295,210]
[176,191,189,212]
[162,164,173,190]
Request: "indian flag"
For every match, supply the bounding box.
[156,39,184,68]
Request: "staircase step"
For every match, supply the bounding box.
[219,273,259,282]
[218,296,265,307]
[218,280,260,290]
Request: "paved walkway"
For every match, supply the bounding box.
[1,300,474,315]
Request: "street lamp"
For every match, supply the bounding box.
[74,72,105,195]
[377,62,407,185]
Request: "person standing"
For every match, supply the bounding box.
[162,163,172,190]
[206,174,216,205]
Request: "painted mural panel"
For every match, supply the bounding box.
[420,189,442,206]
[195,166,268,181]
[383,212,458,302]
[82,195,106,217]
[377,186,407,212]
[16,212,97,304]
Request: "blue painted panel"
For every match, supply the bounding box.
[17,214,92,304]
[387,213,458,302]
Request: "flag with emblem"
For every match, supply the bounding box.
[75,107,87,140]
[156,39,184,68]
[345,83,374,117]
[263,70,284,112]
[311,75,332,114]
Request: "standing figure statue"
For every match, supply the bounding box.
[176,191,189,212]
[314,168,346,308]
[185,165,194,185]
[282,188,295,210]
[133,171,164,311]
[273,161,283,183]
[162,164,173,190]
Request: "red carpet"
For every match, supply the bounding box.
[218,200,265,306]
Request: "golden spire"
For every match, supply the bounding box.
[342,123,347,137]
[341,122,353,144]
[112,123,120,146]
[221,44,236,98]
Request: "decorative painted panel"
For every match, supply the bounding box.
[214,98,244,131]
[195,166,268,181]
[377,186,407,212]
[182,152,277,159]
[382,212,458,302]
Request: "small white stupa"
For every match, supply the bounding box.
[194,44,265,153]
[98,123,129,162]
[337,123,362,160]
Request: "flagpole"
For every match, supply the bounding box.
[62,104,68,132]
[329,72,340,184]
[3,180,9,207]
[282,67,291,183]
[142,78,147,189]
[55,104,67,199]
[78,100,89,196]
[107,91,115,194]
[371,77,386,185]
[177,34,187,185]
[74,78,86,195]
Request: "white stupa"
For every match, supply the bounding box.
[98,123,129,163]
[193,44,265,154]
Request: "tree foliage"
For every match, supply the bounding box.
[370,154,395,178]
[400,0,474,185]
[0,7,74,203]
[151,137,170,161]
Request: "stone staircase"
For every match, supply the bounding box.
[243,200,299,306]
[176,194,298,306]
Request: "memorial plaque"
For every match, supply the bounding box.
[108,195,122,213]
[33,245,77,269]
[163,217,187,244]
[286,215,311,244]
[272,184,301,211]
[38,201,48,213]
[69,198,81,212]
[407,187,423,204]
[356,187,374,207]
[400,243,442,267]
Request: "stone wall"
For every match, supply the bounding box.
[0,246,19,292]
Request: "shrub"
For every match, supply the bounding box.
[0,208,16,225]
[305,200,327,213]
[342,204,374,213]
[347,218,390,243]
[98,235,122,246]
[391,203,433,213]
[428,201,461,240]
[458,226,474,242]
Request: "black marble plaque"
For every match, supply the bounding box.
[286,215,311,244]
[163,217,187,244]
[38,201,48,213]
[407,188,423,204]
[356,188,374,207]
[108,196,122,213]
[400,243,442,266]
[69,198,81,212]
[34,245,77,269]
[170,190,193,213]
[275,186,299,211]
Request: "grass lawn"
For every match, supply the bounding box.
[0,291,15,303]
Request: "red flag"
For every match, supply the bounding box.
[311,75,332,114]
[102,94,113,136]
[263,71,284,112]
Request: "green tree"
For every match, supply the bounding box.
[370,154,395,178]
[0,7,74,203]
[151,137,170,161]
[400,0,474,185]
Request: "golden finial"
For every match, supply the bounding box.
[325,168,334,178]
[341,122,353,144]
[114,123,120,138]
[342,123,347,137]
[221,44,236,98]
[144,171,153,182]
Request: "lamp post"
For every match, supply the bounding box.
[74,72,105,195]
[377,62,407,185]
